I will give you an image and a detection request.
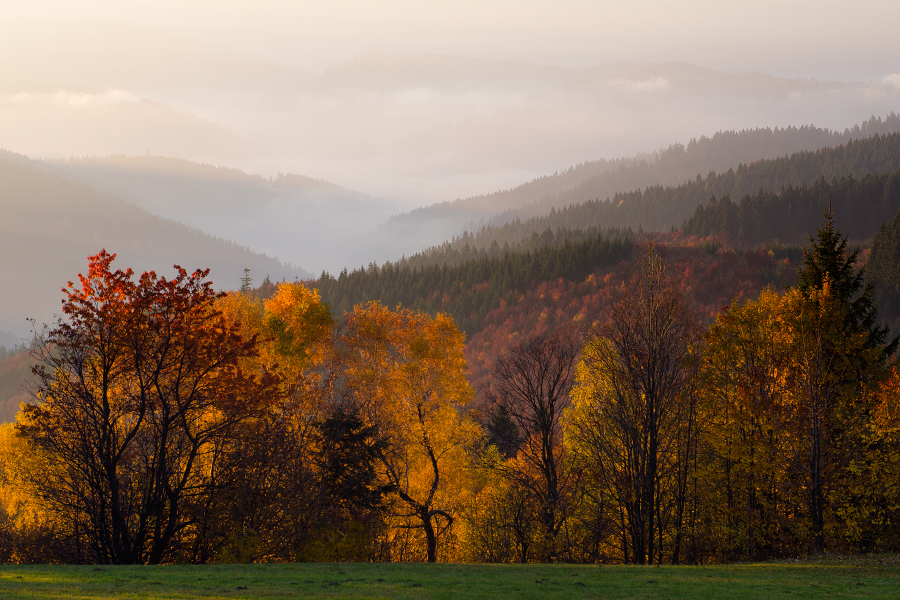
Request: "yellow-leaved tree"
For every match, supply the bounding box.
[342,302,478,562]
[205,282,341,562]
[699,287,791,560]
[0,421,59,563]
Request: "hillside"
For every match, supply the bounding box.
[463,238,801,393]
[51,155,392,274]
[381,114,900,241]
[312,233,802,394]
[315,230,634,335]
[0,153,307,340]
[396,132,900,269]
[682,169,900,245]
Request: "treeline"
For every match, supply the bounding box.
[2,219,898,566]
[870,209,900,324]
[522,114,900,222]
[316,230,633,335]
[392,114,900,228]
[682,170,900,245]
[407,132,900,263]
[394,226,632,271]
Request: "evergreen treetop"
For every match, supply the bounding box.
[797,205,896,356]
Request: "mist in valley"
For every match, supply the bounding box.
[1,0,899,338]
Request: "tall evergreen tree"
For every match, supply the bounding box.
[796,205,897,357]
[239,268,253,294]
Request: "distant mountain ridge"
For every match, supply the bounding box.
[381,114,900,245]
[50,155,395,274]
[383,130,900,272]
[0,152,308,339]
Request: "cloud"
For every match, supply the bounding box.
[0,89,137,108]
[883,74,900,89]
[608,77,670,94]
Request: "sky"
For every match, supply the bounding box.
[1,0,899,247]
[6,0,900,79]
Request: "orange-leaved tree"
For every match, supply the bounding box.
[342,302,477,562]
[204,281,341,562]
[17,250,278,564]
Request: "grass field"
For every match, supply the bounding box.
[1,555,899,599]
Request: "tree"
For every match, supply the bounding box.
[569,244,701,564]
[203,281,337,563]
[797,205,895,355]
[239,268,253,294]
[17,251,278,564]
[342,302,476,562]
[778,284,876,554]
[792,207,896,552]
[484,327,580,561]
[699,289,791,560]
[842,367,900,551]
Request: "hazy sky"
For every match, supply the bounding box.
[1,1,899,212]
[6,0,900,80]
[1,0,900,333]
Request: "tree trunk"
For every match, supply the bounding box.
[423,511,438,563]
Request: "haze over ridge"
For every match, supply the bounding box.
[1,3,899,317]
[2,12,899,206]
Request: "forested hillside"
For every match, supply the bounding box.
[403,132,900,267]
[385,114,900,233]
[682,169,900,244]
[316,230,634,335]
[463,239,802,392]
[496,114,900,223]
[394,226,633,271]
[870,209,900,324]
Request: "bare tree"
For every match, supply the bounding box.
[576,244,700,564]
[485,327,580,561]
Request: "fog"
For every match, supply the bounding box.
[1,1,899,274]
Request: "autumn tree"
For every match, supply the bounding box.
[0,422,67,563]
[484,327,581,562]
[785,208,893,553]
[700,289,790,560]
[203,281,339,562]
[17,251,278,564]
[342,302,476,562]
[842,367,900,550]
[568,244,701,564]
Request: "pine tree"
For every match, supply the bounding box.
[239,268,253,294]
[797,204,896,356]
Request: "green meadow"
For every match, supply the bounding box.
[1,555,899,600]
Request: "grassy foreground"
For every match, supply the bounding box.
[1,555,899,599]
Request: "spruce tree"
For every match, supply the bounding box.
[797,205,897,356]
[239,268,253,294]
